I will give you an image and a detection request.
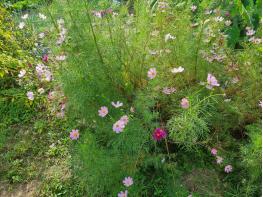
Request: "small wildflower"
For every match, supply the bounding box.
[37,88,45,94]
[214,16,224,22]
[224,165,233,173]
[18,22,25,29]
[249,37,261,44]
[42,54,48,62]
[191,5,197,12]
[152,128,167,141]
[55,55,67,61]
[113,120,125,133]
[181,98,189,109]
[162,87,176,95]
[259,100,262,107]
[147,68,157,79]
[246,27,255,36]
[39,13,47,20]
[151,30,159,37]
[21,14,29,20]
[48,91,56,100]
[120,115,129,125]
[165,33,176,42]
[130,107,135,113]
[216,156,223,164]
[225,20,232,26]
[123,177,133,187]
[118,190,128,197]
[171,66,184,74]
[111,101,123,108]
[224,98,231,102]
[39,32,45,38]
[70,129,79,140]
[211,148,217,156]
[205,9,213,15]
[27,91,34,101]
[206,73,220,89]
[98,106,108,117]
[18,69,26,78]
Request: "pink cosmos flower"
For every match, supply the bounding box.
[42,54,48,62]
[98,106,108,117]
[123,177,133,187]
[113,120,125,133]
[216,156,223,164]
[111,101,123,108]
[120,115,129,125]
[147,68,157,79]
[211,148,217,156]
[206,73,220,89]
[152,128,167,141]
[181,98,189,109]
[70,129,79,140]
[224,165,233,173]
[118,190,128,197]
[27,91,34,101]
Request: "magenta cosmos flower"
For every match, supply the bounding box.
[152,128,167,141]
[118,190,128,197]
[181,98,189,109]
[42,54,48,62]
[224,165,233,173]
[70,129,79,140]
[206,73,220,89]
[211,148,217,156]
[98,106,108,117]
[123,177,133,187]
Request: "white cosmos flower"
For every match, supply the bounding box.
[111,101,123,108]
[18,69,26,78]
[39,32,45,38]
[18,22,25,29]
[191,5,197,12]
[171,66,184,74]
[225,20,232,26]
[164,33,176,42]
[21,14,29,20]
[55,55,67,61]
[39,13,47,20]
[37,88,45,94]
[214,16,224,22]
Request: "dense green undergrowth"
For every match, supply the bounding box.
[0,0,262,196]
